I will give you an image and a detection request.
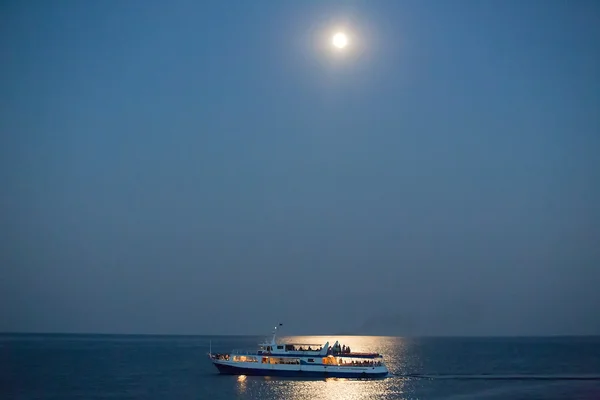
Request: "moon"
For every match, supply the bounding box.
[332,32,348,49]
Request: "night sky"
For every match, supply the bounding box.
[1,0,599,335]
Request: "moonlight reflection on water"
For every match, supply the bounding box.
[234,336,407,400]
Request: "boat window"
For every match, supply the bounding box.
[279,358,300,364]
[233,355,258,363]
[277,345,284,350]
[307,358,314,363]
[340,357,383,367]
[263,357,300,364]
[322,356,339,366]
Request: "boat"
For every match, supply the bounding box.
[208,325,389,378]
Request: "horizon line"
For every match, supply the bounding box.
[1,331,599,338]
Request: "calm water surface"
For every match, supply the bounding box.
[2,334,600,399]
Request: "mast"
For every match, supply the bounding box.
[271,323,283,345]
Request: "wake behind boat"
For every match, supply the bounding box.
[208,325,389,378]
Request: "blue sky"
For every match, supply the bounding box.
[1,0,599,335]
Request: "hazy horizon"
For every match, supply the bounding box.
[2,330,600,338]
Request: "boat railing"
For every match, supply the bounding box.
[286,350,322,354]
[231,349,260,355]
[232,349,326,356]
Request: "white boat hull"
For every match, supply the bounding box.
[212,359,389,378]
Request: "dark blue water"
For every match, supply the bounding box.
[2,334,600,399]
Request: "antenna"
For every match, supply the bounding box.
[271,323,283,344]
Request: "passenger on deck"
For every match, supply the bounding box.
[346,345,351,353]
[342,345,346,353]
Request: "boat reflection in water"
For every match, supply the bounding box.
[236,375,247,395]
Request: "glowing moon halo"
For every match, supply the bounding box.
[332,32,348,49]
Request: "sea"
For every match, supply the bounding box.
[1,334,599,399]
